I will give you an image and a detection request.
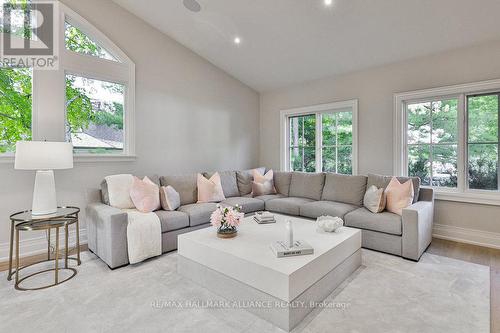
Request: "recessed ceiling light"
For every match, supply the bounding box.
[183,0,201,13]
[324,0,333,6]
[234,37,241,45]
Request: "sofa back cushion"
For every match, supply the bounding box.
[160,174,197,205]
[273,171,292,196]
[289,172,325,200]
[236,167,266,196]
[321,173,367,206]
[367,174,420,204]
[204,170,239,198]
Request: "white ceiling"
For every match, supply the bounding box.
[113,0,500,92]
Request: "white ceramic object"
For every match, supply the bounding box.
[317,216,344,232]
[286,219,294,247]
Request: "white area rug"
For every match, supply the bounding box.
[0,249,489,333]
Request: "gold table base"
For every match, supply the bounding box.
[8,207,81,291]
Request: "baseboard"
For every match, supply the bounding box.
[433,224,500,250]
[0,229,87,262]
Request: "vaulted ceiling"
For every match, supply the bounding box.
[114,0,500,92]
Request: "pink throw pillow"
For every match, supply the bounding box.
[252,169,276,196]
[385,177,414,216]
[130,176,161,213]
[197,172,226,203]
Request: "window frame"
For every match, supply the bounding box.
[394,79,500,206]
[280,99,358,174]
[0,3,136,163]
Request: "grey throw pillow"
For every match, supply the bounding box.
[160,186,181,211]
[363,185,386,213]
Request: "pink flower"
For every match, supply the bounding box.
[210,207,224,227]
[225,208,244,227]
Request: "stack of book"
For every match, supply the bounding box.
[253,212,276,224]
[270,240,314,258]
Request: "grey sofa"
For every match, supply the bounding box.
[86,169,434,268]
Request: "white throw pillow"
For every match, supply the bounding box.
[197,172,226,203]
[363,185,386,213]
[104,174,135,209]
[160,186,181,211]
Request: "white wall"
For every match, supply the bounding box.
[0,0,260,260]
[260,40,500,240]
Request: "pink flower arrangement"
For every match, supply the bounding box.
[210,204,244,229]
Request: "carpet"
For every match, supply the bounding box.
[0,249,489,332]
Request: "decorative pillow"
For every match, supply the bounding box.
[197,172,226,203]
[104,174,135,209]
[363,185,386,213]
[236,167,266,196]
[385,177,414,216]
[252,169,276,195]
[251,180,276,196]
[130,176,161,213]
[160,186,181,211]
[253,168,273,184]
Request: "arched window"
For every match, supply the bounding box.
[0,2,135,160]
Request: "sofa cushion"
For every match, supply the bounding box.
[344,207,402,235]
[274,171,292,196]
[178,203,218,227]
[154,210,189,232]
[160,174,197,205]
[254,194,287,202]
[265,197,314,216]
[321,173,367,206]
[221,197,265,213]
[300,201,358,219]
[289,172,325,200]
[236,167,266,196]
[204,170,239,198]
[367,174,420,204]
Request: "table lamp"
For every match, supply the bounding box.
[14,141,74,215]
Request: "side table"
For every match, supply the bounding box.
[8,207,81,291]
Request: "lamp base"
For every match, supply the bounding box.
[32,170,57,216]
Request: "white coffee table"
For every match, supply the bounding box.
[177,213,361,331]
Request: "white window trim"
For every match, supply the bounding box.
[0,3,136,163]
[394,79,500,206]
[280,99,358,174]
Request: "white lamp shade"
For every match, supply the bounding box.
[15,141,74,170]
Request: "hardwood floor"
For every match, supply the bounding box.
[0,244,88,273]
[0,240,498,331]
[427,238,500,333]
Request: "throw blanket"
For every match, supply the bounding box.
[123,209,162,264]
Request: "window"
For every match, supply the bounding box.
[406,98,458,187]
[0,67,32,153]
[288,114,316,172]
[64,21,117,62]
[65,74,124,153]
[395,80,500,205]
[282,100,358,174]
[0,3,135,160]
[467,93,499,191]
[322,111,353,174]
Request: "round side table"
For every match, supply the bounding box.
[8,207,81,291]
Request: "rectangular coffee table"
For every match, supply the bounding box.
[177,213,361,331]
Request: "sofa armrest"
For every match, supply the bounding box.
[86,203,129,269]
[402,199,434,261]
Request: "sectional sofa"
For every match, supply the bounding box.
[86,168,434,269]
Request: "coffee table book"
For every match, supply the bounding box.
[270,240,314,257]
